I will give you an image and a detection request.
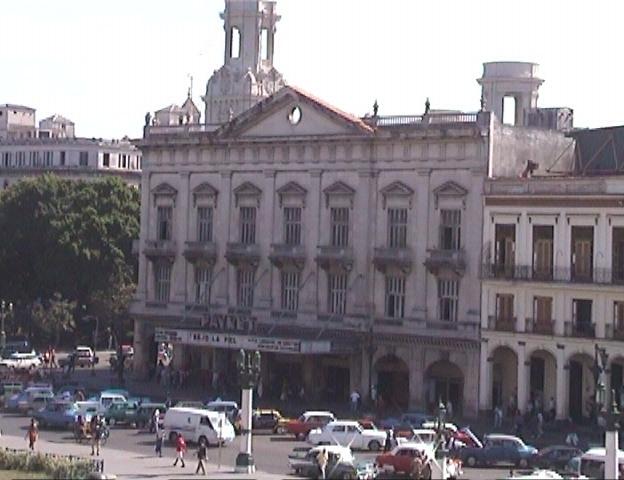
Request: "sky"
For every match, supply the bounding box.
[2,0,623,139]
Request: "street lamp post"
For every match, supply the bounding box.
[235,349,261,474]
[593,344,609,424]
[435,399,448,480]
[0,301,13,351]
[600,389,620,480]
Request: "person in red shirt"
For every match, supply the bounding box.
[173,433,186,468]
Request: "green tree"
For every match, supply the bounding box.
[0,175,140,345]
[30,293,77,346]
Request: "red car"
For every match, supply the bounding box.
[285,411,335,440]
[376,443,433,476]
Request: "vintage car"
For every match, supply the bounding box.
[17,390,54,414]
[375,442,436,476]
[5,386,53,411]
[34,401,79,429]
[534,445,583,472]
[288,445,375,479]
[286,411,336,440]
[132,402,168,431]
[0,350,42,370]
[104,401,140,426]
[251,409,283,431]
[308,420,387,451]
[398,428,438,446]
[456,433,538,468]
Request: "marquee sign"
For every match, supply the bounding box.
[154,327,331,355]
[200,313,257,333]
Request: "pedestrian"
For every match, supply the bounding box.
[152,408,160,435]
[536,411,544,439]
[25,418,38,451]
[548,397,556,421]
[173,433,187,467]
[384,430,393,452]
[91,414,103,456]
[371,385,377,409]
[494,405,503,428]
[50,347,57,368]
[155,431,164,457]
[566,430,579,447]
[350,390,360,414]
[316,447,328,480]
[446,400,454,419]
[514,410,523,438]
[195,441,207,475]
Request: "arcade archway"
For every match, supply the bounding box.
[374,354,409,411]
[425,360,464,416]
[491,346,518,415]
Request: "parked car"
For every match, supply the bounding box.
[285,411,336,440]
[132,402,168,430]
[288,445,375,479]
[375,442,436,476]
[175,400,204,409]
[5,386,53,411]
[0,350,42,370]
[4,336,31,353]
[34,401,79,429]
[378,417,417,438]
[17,390,54,414]
[535,445,583,472]
[400,412,435,429]
[76,392,127,417]
[104,401,140,426]
[205,400,239,423]
[456,433,538,468]
[0,381,23,405]
[59,346,97,368]
[308,420,387,451]
[252,409,283,431]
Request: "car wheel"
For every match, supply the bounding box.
[466,455,477,467]
[517,458,529,469]
[276,426,286,435]
[368,440,382,451]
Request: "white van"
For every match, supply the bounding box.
[163,407,236,446]
[76,393,127,417]
[572,447,624,479]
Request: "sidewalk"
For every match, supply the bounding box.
[0,434,285,480]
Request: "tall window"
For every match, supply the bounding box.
[534,296,553,324]
[237,269,255,308]
[388,208,408,248]
[438,279,459,322]
[571,226,593,281]
[328,273,347,315]
[240,207,256,244]
[197,207,213,243]
[16,152,25,167]
[614,301,624,332]
[1,152,11,167]
[533,225,554,279]
[59,151,66,166]
[156,206,172,241]
[330,207,349,247]
[103,153,110,167]
[44,151,53,167]
[385,275,406,319]
[154,263,171,303]
[194,266,211,305]
[572,298,592,332]
[280,271,300,311]
[79,151,89,166]
[283,207,302,246]
[439,210,461,250]
[613,228,624,282]
[495,294,514,321]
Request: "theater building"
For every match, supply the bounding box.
[130,0,573,417]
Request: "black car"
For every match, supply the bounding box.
[252,409,282,431]
[535,445,583,472]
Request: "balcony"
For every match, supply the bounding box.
[564,321,595,339]
[143,240,176,259]
[225,242,261,268]
[183,241,217,265]
[481,264,624,286]
[373,247,413,273]
[525,317,555,335]
[315,245,354,272]
[269,244,306,270]
[487,315,517,332]
[605,324,624,341]
[424,249,466,276]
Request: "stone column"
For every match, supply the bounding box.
[132,319,148,379]
[173,172,190,303]
[137,172,151,300]
[479,341,492,411]
[307,170,322,311]
[517,342,529,413]
[556,345,567,419]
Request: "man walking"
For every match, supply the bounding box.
[25,419,38,451]
[195,442,207,475]
[316,447,328,480]
[91,415,103,456]
[350,390,360,414]
[173,433,187,468]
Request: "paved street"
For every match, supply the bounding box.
[0,356,512,479]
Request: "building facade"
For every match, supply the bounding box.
[131,0,575,417]
[479,128,624,421]
[0,104,141,187]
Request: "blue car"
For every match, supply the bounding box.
[34,401,78,429]
[457,433,538,468]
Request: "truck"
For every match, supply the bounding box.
[163,407,235,447]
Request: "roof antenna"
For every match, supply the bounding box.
[187,74,194,98]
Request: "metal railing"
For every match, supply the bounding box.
[374,112,478,127]
[144,123,221,136]
[564,321,595,338]
[482,263,624,286]
[487,315,517,332]
[525,317,555,335]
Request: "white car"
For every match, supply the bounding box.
[307,420,387,451]
[0,350,42,370]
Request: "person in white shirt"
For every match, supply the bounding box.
[350,390,360,414]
